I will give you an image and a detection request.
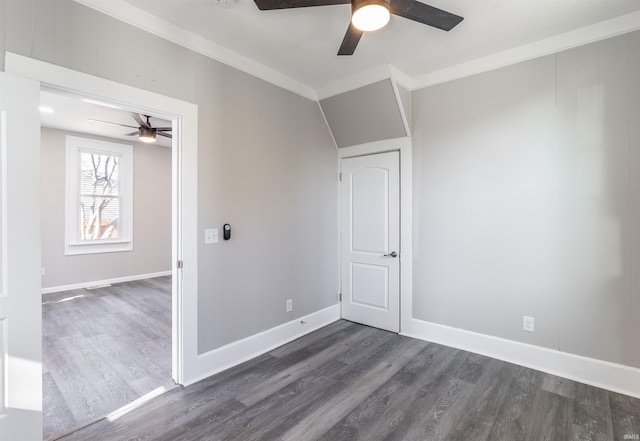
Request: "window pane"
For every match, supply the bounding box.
[80,152,120,196]
[80,195,119,240]
[66,137,133,255]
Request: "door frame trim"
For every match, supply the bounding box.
[338,136,412,333]
[5,52,199,385]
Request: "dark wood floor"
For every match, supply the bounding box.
[56,319,640,441]
[43,276,175,440]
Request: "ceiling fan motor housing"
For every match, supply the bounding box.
[138,126,157,143]
[352,0,390,11]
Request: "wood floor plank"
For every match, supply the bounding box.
[319,343,464,441]
[542,372,576,399]
[195,360,348,441]
[43,276,174,440]
[45,336,108,423]
[277,320,365,362]
[393,373,474,441]
[235,325,372,407]
[277,337,428,441]
[331,330,406,382]
[443,359,516,441]
[203,338,392,441]
[269,319,354,358]
[486,365,544,441]
[61,343,341,440]
[452,351,489,384]
[525,390,573,441]
[43,373,77,441]
[572,382,614,441]
[56,319,640,441]
[104,354,306,441]
[610,391,640,441]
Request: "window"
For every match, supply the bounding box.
[65,136,133,255]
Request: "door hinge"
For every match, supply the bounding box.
[177,260,184,269]
[339,292,342,302]
[339,172,342,182]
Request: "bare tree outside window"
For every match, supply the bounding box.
[79,152,121,240]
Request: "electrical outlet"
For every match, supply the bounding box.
[286,299,293,313]
[523,316,535,332]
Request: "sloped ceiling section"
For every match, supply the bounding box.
[320,79,408,148]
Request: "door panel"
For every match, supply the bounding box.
[341,151,399,332]
[0,72,43,440]
[351,263,388,309]
[352,168,388,252]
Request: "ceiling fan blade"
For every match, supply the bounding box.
[390,0,463,31]
[154,127,173,131]
[88,118,138,129]
[157,132,172,139]
[338,23,364,56]
[124,131,139,136]
[254,0,348,10]
[131,113,151,128]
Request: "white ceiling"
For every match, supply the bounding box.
[113,0,640,93]
[40,89,173,147]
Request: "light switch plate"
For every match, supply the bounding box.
[205,228,219,244]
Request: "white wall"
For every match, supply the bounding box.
[40,127,171,289]
[412,31,640,368]
[1,0,339,354]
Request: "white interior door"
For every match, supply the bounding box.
[0,72,43,440]
[341,151,400,332]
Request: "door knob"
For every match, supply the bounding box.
[383,251,398,258]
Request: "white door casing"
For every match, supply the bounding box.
[341,151,400,332]
[6,52,200,386]
[0,72,43,439]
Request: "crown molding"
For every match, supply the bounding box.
[316,64,414,100]
[73,1,640,100]
[411,9,640,91]
[316,65,393,100]
[73,0,318,101]
[388,65,413,91]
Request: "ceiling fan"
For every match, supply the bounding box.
[89,113,172,143]
[253,0,464,55]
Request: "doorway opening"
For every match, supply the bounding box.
[3,51,200,441]
[340,151,400,333]
[39,88,177,439]
[336,137,413,336]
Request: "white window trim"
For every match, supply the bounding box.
[65,135,133,255]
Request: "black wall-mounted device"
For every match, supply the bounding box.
[223,224,231,240]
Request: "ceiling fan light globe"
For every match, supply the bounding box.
[138,126,157,143]
[139,135,157,143]
[352,1,390,32]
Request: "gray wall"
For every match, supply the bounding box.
[40,127,171,289]
[412,32,640,368]
[2,0,339,354]
[320,79,407,148]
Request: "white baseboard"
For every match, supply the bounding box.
[183,304,341,387]
[41,271,172,294]
[402,318,640,399]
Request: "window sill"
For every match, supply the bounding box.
[65,240,133,256]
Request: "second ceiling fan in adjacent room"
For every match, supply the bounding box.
[90,113,172,144]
